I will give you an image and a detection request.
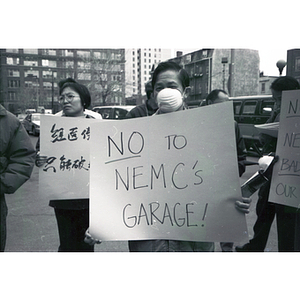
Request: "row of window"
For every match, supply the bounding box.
[7,69,58,78]
[5,49,123,59]
[6,57,124,72]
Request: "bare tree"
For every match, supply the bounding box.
[78,49,126,106]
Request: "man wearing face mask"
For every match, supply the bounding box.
[126,62,251,252]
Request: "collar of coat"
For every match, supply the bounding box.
[0,104,7,116]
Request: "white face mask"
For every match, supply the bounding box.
[156,88,183,113]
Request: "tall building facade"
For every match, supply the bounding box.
[0,48,125,114]
[169,48,260,106]
[125,48,172,104]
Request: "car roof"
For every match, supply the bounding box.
[93,105,135,111]
[229,95,273,101]
[55,109,102,119]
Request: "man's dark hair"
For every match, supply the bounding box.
[270,76,300,92]
[206,89,227,104]
[151,61,190,90]
[59,78,91,109]
[145,81,153,100]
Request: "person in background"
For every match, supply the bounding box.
[36,78,101,252]
[236,76,300,251]
[125,81,158,118]
[0,104,36,251]
[126,61,251,252]
[206,89,247,252]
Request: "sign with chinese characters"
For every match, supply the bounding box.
[39,115,96,201]
[89,102,248,243]
[269,90,300,208]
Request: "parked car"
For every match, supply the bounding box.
[231,95,275,155]
[22,113,41,136]
[92,105,135,120]
[55,109,102,119]
[25,108,36,114]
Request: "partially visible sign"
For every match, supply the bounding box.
[269,90,300,208]
[89,102,248,243]
[38,115,97,201]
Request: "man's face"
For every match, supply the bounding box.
[153,70,184,103]
[271,89,282,111]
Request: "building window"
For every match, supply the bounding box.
[24,69,39,78]
[43,70,57,78]
[8,80,20,88]
[64,50,74,57]
[78,61,91,69]
[7,69,20,77]
[8,91,17,101]
[41,49,56,55]
[78,72,91,80]
[77,50,90,58]
[65,61,74,68]
[6,57,19,65]
[23,49,38,54]
[43,82,52,89]
[6,49,18,53]
[24,60,38,66]
[261,82,266,93]
[295,57,300,71]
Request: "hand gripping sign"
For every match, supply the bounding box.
[89,101,248,243]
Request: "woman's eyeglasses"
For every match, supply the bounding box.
[58,93,78,103]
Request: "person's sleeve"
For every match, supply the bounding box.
[0,123,36,194]
[235,122,247,177]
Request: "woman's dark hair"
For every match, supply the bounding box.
[270,76,300,92]
[58,78,91,109]
[151,61,190,90]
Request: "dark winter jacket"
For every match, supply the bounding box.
[0,105,35,196]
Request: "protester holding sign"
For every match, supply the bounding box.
[236,76,300,252]
[36,78,101,252]
[92,61,250,252]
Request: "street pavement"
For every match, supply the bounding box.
[4,135,278,252]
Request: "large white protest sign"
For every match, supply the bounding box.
[39,115,96,201]
[269,90,300,208]
[89,102,248,243]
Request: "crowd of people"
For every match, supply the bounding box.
[1,61,299,252]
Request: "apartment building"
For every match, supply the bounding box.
[0,48,125,114]
[169,48,260,106]
[125,48,172,104]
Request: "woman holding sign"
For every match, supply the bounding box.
[84,62,251,252]
[36,78,101,252]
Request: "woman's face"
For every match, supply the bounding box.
[60,87,84,117]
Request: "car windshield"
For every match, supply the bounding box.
[32,115,40,121]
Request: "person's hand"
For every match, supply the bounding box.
[35,152,48,167]
[235,197,252,214]
[84,229,102,246]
